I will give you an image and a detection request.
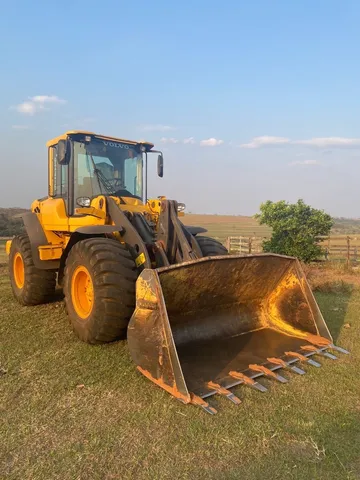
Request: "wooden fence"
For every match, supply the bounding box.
[224,235,360,265]
[319,236,359,265]
[224,236,266,254]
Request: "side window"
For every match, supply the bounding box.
[49,146,60,197]
[49,145,68,209]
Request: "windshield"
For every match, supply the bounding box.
[73,139,143,201]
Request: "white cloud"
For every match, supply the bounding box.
[12,125,30,130]
[240,135,360,149]
[16,102,37,115]
[240,136,290,149]
[295,137,360,148]
[13,95,66,115]
[183,137,195,144]
[31,95,65,105]
[160,137,179,144]
[289,159,321,166]
[139,124,176,132]
[200,138,224,147]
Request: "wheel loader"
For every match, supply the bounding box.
[7,130,349,414]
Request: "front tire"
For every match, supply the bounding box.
[9,234,56,305]
[63,237,137,344]
[196,236,228,256]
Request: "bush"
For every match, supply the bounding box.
[254,199,333,263]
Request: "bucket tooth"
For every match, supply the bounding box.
[285,351,321,368]
[289,364,306,375]
[323,351,338,360]
[301,345,337,360]
[190,393,217,415]
[267,357,306,375]
[229,371,268,393]
[329,344,350,355]
[249,364,288,383]
[207,381,241,405]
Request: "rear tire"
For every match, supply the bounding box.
[63,237,137,344]
[9,234,56,305]
[196,236,228,256]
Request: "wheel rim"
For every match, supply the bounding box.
[13,252,25,289]
[71,266,94,319]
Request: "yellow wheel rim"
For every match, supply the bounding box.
[71,266,94,319]
[13,252,25,289]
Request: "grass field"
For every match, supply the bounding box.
[183,214,271,242]
[1,244,360,479]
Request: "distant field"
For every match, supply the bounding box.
[332,218,360,235]
[183,214,271,243]
[182,214,360,259]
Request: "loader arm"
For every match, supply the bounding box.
[156,200,203,265]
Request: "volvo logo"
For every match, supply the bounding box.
[103,141,130,149]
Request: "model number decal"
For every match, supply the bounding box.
[103,141,129,149]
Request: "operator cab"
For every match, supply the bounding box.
[47,131,163,214]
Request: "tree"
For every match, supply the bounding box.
[0,212,24,237]
[254,199,333,263]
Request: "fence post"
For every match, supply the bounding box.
[225,237,230,251]
[248,237,252,254]
[347,236,350,268]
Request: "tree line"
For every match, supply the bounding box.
[0,210,26,237]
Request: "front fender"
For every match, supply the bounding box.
[182,226,207,236]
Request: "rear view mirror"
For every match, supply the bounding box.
[57,139,70,165]
[157,154,164,178]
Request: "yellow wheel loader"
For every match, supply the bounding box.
[7,130,349,414]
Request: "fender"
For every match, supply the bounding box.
[21,212,60,270]
[183,226,207,236]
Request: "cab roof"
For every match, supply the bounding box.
[46,130,155,151]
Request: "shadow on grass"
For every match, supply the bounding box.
[314,286,354,343]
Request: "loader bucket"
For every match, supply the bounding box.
[127,254,348,413]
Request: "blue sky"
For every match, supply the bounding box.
[1,0,360,216]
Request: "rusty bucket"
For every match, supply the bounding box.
[127,254,348,413]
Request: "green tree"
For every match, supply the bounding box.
[254,199,333,263]
[0,213,24,237]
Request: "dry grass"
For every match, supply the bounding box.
[183,214,271,243]
[1,245,360,479]
[305,262,360,293]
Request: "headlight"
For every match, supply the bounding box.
[77,196,91,207]
[177,202,186,212]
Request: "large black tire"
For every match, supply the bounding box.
[9,234,56,305]
[63,237,137,344]
[196,236,228,256]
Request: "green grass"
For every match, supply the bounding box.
[1,245,360,479]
